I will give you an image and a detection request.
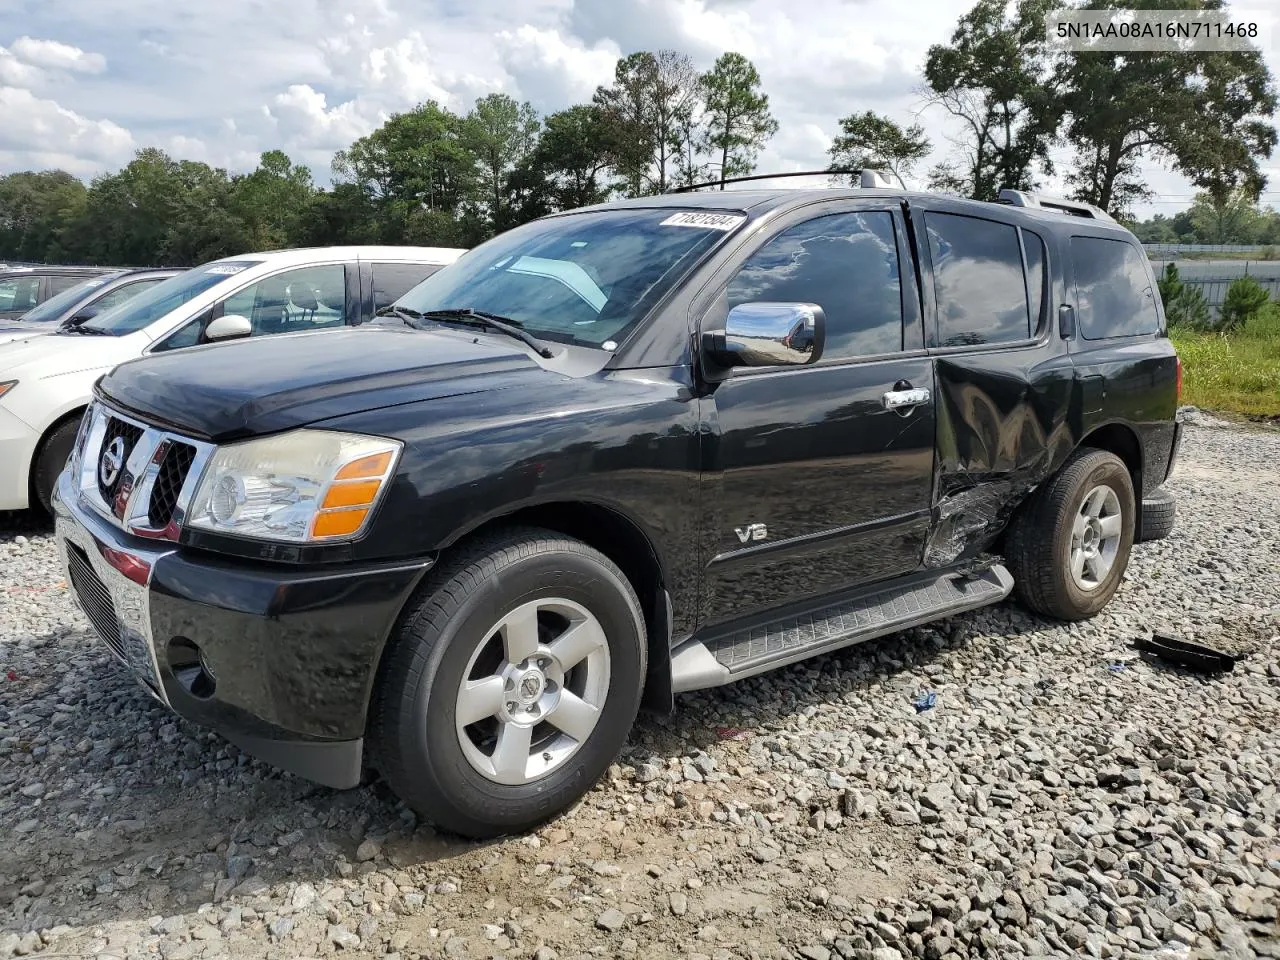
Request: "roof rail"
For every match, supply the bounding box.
[669,168,900,193]
[997,189,1115,223]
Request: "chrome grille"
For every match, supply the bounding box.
[72,403,214,540]
[96,416,144,506]
[148,442,197,528]
[65,542,126,661]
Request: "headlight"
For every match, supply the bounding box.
[186,430,401,542]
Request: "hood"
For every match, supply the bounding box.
[97,324,546,442]
[0,328,141,375]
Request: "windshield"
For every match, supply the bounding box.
[395,208,744,348]
[84,260,262,335]
[20,275,119,324]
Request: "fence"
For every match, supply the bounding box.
[1144,243,1277,256]
[1148,258,1280,319]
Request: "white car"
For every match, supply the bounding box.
[0,245,464,513]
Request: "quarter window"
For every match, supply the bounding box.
[728,211,904,360]
[1071,237,1160,339]
[926,213,1031,346]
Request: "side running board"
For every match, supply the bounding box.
[670,564,1014,693]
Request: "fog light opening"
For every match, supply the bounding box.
[167,637,216,700]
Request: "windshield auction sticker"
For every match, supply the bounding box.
[660,212,747,231]
[1048,9,1273,52]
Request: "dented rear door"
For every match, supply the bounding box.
[909,200,1077,565]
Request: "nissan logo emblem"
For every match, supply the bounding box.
[100,436,126,488]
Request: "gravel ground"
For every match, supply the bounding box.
[2,418,1278,960]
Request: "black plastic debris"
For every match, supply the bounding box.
[1133,631,1245,674]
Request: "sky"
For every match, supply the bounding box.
[1,0,1278,219]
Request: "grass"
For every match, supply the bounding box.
[1171,327,1280,419]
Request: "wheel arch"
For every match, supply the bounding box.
[418,499,675,714]
[1078,421,1143,537]
[29,404,88,507]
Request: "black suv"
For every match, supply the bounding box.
[53,185,1180,837]
[0,265,116,321]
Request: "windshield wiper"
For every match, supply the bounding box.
[414,308,554,359]
[374,305,426,328]
[61,323,110,336]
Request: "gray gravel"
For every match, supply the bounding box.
[2,420,1278,960]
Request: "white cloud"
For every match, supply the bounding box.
[266,84,380,150]
[9,36,107,74]
[494,26,619,109]
[0,0,1275,216]
[0,86,133,173]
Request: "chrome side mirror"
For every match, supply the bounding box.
[204,314,253,342]
[705,302,825,368]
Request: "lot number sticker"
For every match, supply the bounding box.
[660,211,745,231]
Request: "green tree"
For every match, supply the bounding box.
[699,52,777,188]
[80,149,247,266]
[0,171,88,263]
[1219,275,1271,330]
[594,50,702,196]
[230,150,316,250]
[332,102,475,228]
[827,112,931,188]
[924,0,1063,200]
[462,93,542,231]
[531,105,613,211]
[1157,262,1211,329]
[1188,189,1266,245]
[1060,0,1277,218]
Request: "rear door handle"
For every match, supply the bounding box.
[882,387,931,412]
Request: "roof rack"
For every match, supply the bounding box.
[669,169,899,193]
[997,189,1115,222]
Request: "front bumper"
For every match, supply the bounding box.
[0,403,38,511]
[53,469,430,788]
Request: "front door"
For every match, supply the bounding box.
[700,204,936,627]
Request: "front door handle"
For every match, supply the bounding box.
[882,387,931,413]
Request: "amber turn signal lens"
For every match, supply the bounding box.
[336,452,393,480]
[312,508,370,538]
[321,479,382,509]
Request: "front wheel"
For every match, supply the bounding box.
[1005,449,1136,621]
[371,528,646,838]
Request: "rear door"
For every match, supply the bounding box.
[698,201,936,627]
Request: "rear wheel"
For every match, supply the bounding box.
[1006,449,1135,621]
[371,527,646,838]
[32,419,80,515]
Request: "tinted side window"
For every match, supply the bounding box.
[926,212,1030,346]
[47,274,87,296]
[372,262,442,310]
[1023,230,1046,332]
[728,211,903,360]
[90,278,165,313]
[0,277,41,313]
[1071,237,1160,339]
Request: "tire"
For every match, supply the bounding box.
[371,527,647,838]
[1138,488,1176,542]
[32,419,80,516]
[1005,448,1136,621]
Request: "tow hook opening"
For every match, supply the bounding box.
[167,637,216,700]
